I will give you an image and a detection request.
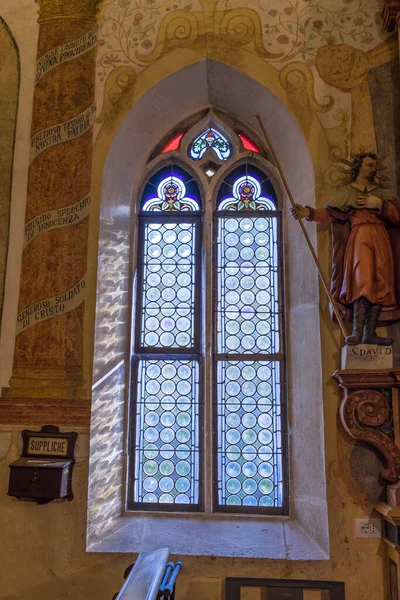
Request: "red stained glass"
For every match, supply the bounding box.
[238,133,260,153]
[161,132,184,153]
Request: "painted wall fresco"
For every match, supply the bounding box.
[97,0,203,82]
[0,19,19,335]
[216,0,390,64]
[95,0,395,167]
[97,0,390,78]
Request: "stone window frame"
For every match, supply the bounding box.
[126,118,289,515]
[87,60,329,560]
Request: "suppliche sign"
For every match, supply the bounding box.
[8,426,78,502]
[27,437,68,457]
[22,426,77,459]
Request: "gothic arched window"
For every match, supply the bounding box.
[128,120,287,515]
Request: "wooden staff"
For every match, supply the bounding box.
[255,113,347,339]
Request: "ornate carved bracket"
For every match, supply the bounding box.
[335,369,400,491]
[340,389,400,482]
[382,0,400,32]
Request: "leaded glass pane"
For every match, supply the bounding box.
[216,360,282,507]
[217,215,280,355]
[142,175,200,211]
[133,359,200,505]
[189,128,231,161]
[218,175,275,211]
[140,221,196,349]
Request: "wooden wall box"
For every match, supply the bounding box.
[8,457,72,500]
[7,425,77,502]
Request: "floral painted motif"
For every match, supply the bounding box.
[97,0,202,81]
[215,0,389,65]
[97,0,389,81]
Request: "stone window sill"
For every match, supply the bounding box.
[87,512,329,560]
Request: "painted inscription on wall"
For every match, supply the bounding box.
[30,105,96,163]
[16,274,86,334]
[24,194,91,248]
[36,26,98,83]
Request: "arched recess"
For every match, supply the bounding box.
[87,60,329,559]
[0,18,19,335]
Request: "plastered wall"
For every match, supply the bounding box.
[0,0,398,598]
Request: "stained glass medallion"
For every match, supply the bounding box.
[219,175,275,211]
[142,175,200,212]
[189,128,231,161]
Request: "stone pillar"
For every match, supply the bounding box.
[0,0,101,425]
[382,0,400,53]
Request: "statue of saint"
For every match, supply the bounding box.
[291,152,400,346]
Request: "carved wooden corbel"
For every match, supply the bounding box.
[334,369,400,493]
[340,388,400,482]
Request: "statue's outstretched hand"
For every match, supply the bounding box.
[290,204,310,220]
[357,195,382,211]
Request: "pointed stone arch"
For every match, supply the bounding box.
[87,59,329,559]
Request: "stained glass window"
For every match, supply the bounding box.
[161,132,184,153]
[142,174,200,212]
[238,133,260,153]
[214,167,285,512]
[131,137,287,515]
[130,167,202,510]
[189,128,231,161]
[133,359,200,504]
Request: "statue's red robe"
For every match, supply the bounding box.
[308,182,400,322]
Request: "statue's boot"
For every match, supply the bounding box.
[346,298,368,345]
[362,304,393,345]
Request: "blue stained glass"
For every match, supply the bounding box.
[219,175,275,211]
[189,128,231,161]
[142,175,200,212]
